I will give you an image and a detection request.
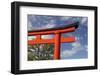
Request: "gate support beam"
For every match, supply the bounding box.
[54,32,60,59]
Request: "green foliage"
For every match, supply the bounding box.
[28,44,54,61]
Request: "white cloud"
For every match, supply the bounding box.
[67,33,73,36]
[76,36,84,41]
[33,22,56,30]
[28,21,33,30]
[41,35,54,39]
[28,36,36,40]
[45,24,56,28]
[43,19,56,29]
[80,17,87,25]
[84,45,88,51]
[72,42,81,47]
[28,34,54,40]
[60,17,71,21]
[28,23,56,31]
[76,36,83,41]
[30,15,37,22]
[76,36,80,41]
[61,42,87,58]
[62,50,76,58]
[62,33,73,37]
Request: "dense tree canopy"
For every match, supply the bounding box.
[28,44,54,61]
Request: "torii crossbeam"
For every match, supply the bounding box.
[28,22,79,60]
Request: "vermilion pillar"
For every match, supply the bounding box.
[54,32,61,59]
[36,35,41,40]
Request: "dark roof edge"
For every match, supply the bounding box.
[28,22,79,32]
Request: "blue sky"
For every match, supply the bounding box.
[28,15,88,59]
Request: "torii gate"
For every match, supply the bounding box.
[28,22,79,60]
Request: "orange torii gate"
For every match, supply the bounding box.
[28,22,79,60]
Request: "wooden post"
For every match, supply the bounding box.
[36,35,41,40]
[54,32,60,60]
